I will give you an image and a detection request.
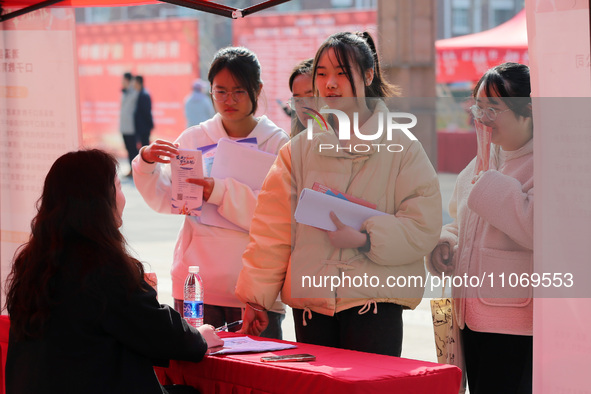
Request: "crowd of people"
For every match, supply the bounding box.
[5,29,533,394]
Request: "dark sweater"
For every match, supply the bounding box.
[6,271,206,394]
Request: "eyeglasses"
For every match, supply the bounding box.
[210,89,249,102]
[470,105,512,122]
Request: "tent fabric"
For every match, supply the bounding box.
[436,9,528,83]
[1,0,287,18]
[2,0,156,6]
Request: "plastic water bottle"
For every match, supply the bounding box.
[183,266,203,328]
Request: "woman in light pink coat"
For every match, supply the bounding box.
[427,63,533,394]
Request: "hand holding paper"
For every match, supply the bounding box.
[171,149,204,216]
[141,139,179,164]
[196,324,224,348]
[326,212,367,249]
[294,188,387,232]
[186,177,214,201]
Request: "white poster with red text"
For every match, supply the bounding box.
[525,0,591,391]
[0,8,81,305]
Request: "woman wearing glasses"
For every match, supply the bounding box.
[427,62,533,394]
[133,47,289,338]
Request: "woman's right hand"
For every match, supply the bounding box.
[238,303,269,336]
[431,242,455,275]
[196,324,224,348]
[140,139,179,164]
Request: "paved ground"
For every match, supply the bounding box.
[119,163,458,364]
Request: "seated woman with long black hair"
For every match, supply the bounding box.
[4,149,222,394]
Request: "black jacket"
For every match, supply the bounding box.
[134,89,154,139]
[6,271,206,394]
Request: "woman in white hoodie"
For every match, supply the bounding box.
[427,63,533,394]
[132,47,289,338]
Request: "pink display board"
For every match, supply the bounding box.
[232,9,377,134]
[0,8,81,304]
[525,1,591,391]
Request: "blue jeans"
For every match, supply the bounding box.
[292,303,403,356]
[174,299,285,340]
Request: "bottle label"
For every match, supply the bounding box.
[183,300,204,319]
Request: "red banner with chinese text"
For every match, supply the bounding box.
[436,47,529,84]
[76,18,200,154]
[232,9,377,134]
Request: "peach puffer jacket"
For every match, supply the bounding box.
[236,100,442,316]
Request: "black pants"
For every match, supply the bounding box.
[173,300,285,340]
[122,134,139,166]
[292,303,403,357]
[461,324,532,394]
[162,385,199,394]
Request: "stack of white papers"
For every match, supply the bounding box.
[294,188,388,231]
[208,336,297,355]
[201,138,277,232]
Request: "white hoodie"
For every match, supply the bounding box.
[132,113,289,308]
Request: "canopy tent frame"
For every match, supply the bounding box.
[0,0,291,22]
[1,0,65,22]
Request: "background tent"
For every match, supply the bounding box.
[436,9,528,84]
[1,0,289,21]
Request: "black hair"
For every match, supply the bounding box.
[473,62,531,118]
[123,72,133,81]
[208,47,262,115]
[289,58,313,92]
[134,75,144,87]
[312,31,400,101]
[5,149,144,340]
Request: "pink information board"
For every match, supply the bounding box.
[0,8,81,305]
[526,1,591,391]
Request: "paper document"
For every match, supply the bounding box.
[312,182,377,209]
[171,149,203,216]
[294,188,388,231]
[208,336,296,355]
[198,137,258,177]
[201,138,277,231]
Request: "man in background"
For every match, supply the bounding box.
[133,75,154,149]
[120,72,139,177]
[184,79,215,128]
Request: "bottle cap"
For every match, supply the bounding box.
[188,266,199,274]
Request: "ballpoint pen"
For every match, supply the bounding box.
[215,320,243,332]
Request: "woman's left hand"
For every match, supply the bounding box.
[327,211,367,249]
[471,170,484,184]
[186,177,214,201]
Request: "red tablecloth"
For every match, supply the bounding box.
[437,130,477,174]
[0,316,10,394]
[155,333,461,394]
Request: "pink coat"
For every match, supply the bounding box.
[426,139,533,336]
